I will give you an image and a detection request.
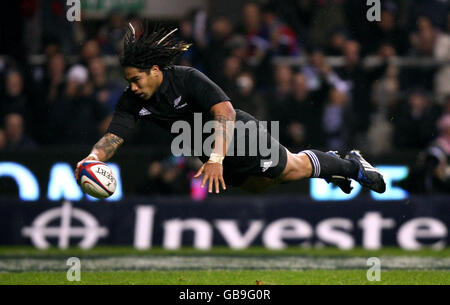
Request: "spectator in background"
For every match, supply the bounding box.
[0,129,7,151]
[273,64,293,97]
[433,13,450,104]
[410,0,450,30]
[0,70,29,126]
[321,89,350,151]
[442,96,450,116]
[88,56,122,113]
[136,158,190,196]
[366,7,409,55]
[325,30,348,56]
[282,72,329,150]
[233,71,267,120]
[3,113,36,151]
[217,56,242,99]
[79,39,101,68]
[431,114,450,186]
[394,91,440,149]
[42,38,62,59]
[46,64,110,146]
[22,0,41,55]
[398,17,437,91]
[176,13,196,68]
[368,48,400,155]
[308,0,346,49]
[226,34,248,61]
[266,64,293,123]
[33,53,66,143]
[0,1,25,61]
[410,16,437,57]
[172,9,209,70]
[160,159,190,195]
[41,0,77,54]
[235,2,266,66]
[41,53,66,104]
[260,4,300,56]
[407,16,445,93]
[97,12,126,55]
[302,48,348,93]
[398,114,450,194]
[203,16,234,82]
[136,161,167,195]
[335,40,371,144]
[30,38,62,86]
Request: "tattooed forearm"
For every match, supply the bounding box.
[91,133,124,161]
[213,114,235,156]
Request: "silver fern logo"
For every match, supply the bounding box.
[173,96,187,109]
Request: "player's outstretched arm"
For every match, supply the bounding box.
[194,101,236,193]
[90,132,124,161]
[75,133,124,179]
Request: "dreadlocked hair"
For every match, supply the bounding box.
[119,21,191,70]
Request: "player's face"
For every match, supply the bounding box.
[124,66,162,100]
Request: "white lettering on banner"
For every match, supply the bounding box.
[397,218,447,250]
[163,219,213,250]
[0,162,122,202]
[214,220,264,249]
[0,162,39,201]
[316,218,354,249]
[47,163,83,201]
[22,201,108,249]
[262,218,313,249]
[132,206,448,250]
[134,206,156,249]
[311,165,409,201]
[358,212,395,250]
[0,161,410,202]
[20,204,449,250]
[371,166,409,200]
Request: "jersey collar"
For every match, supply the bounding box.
[157,66,171,94]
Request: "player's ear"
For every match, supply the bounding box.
[150,65,160,76]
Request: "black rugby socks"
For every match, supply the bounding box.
[300,150,359,179]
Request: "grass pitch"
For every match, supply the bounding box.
[0,246,449,285]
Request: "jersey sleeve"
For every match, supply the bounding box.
[107,89,139,140]
[185,68,231,112]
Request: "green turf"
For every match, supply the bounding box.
[1,246,448,285]
[1,270,448,285]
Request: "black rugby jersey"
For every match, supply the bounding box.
[107,65,288,183]
[108,65,234,140]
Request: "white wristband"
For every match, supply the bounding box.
[208,153,224,164]
[88,153,99,160]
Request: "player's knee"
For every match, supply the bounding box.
[280,153,312,181]
[292,154,312,179]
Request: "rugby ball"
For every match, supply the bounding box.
[78,161,116,199]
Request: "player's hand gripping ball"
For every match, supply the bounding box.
[77,161,116,199]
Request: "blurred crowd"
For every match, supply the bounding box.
[1,0,450,193]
